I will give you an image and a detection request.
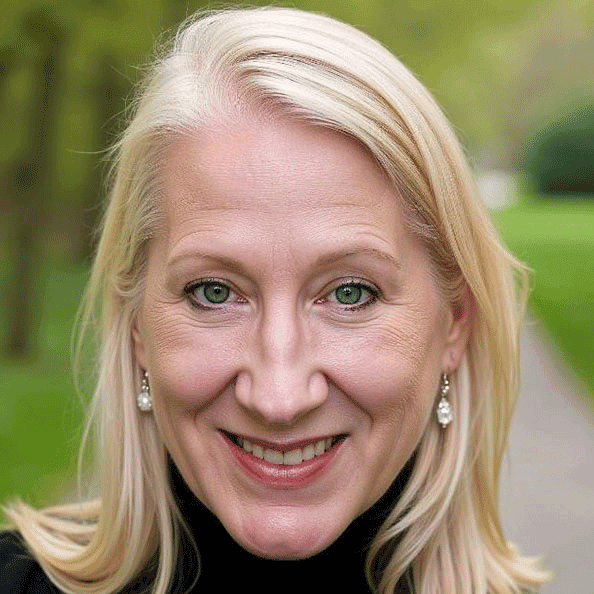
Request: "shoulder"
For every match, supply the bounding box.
[0,530,61,593]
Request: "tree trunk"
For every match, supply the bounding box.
[5,13,64,357]
[77,52,128,262]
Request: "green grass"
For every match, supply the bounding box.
[492,195,594,399]
[0,258,88,508]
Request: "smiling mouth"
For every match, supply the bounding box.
[222,431,347,466]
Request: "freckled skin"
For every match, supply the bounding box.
[133,114,472,560]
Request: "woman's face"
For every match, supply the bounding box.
[133,114,471,559]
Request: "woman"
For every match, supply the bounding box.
[1,7,551,594]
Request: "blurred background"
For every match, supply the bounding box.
[0,0,592,589]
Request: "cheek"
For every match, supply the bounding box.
[142,308,243,410]
[324,310,444,417]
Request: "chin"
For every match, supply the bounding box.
[231,516,344,560]
[240,536,332,561]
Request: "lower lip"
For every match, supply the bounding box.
[222,434,344,489]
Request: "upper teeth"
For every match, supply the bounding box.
[238,437,335,466]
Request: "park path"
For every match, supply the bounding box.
[499,316,594,594]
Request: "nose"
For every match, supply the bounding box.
[234,301,328,425]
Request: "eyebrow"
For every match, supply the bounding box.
[167,246,402,276]
[167,251,245,273]
[314,247,402,270]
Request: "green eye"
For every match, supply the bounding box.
[334,284,363,305]
[201,282,230,304]
[329,282,379,310]
[186,281,233,308]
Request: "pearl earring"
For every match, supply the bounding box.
[436,373,453,427]
[137,371,153,412]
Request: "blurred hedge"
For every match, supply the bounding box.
[524,102,594,196]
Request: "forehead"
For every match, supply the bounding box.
[158,115,415,265]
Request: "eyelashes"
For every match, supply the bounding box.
[184,279,245,310]
[317,281,379,311]
[183,279,380,312]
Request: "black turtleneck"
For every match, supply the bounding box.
[162,458,413,594]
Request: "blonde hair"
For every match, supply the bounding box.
[4,7,551,594]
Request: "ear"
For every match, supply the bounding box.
[442,286,475,373]
[132,313,148,370]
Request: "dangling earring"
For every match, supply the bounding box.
[436,373,453,427]
[137,371,153,412]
